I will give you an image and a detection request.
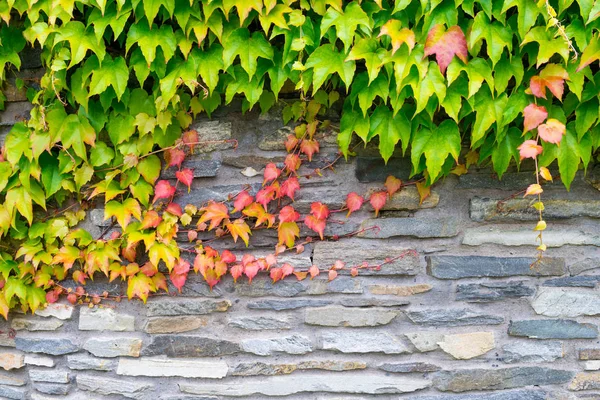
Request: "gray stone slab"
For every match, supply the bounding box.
[470,197,600,221]
[412,389,547,399]
[0,385,26,400]
[456,281,535,302]
[463,225,600,247]
[32,383,70,395]
[142,335,241,357]
[355,156,415,182]
[146,299,231,316]
[427,255,566,279]
[161,159,220,178]
[321,331,411,354]
[570,258,600,275]
[312,241,420,276]
[502,341,564,363]
[15,338,78,356]
[379,362,441,373]
[432,367,573,392]
[76,374,154,399]
[83,337,142,358]
[246,299,334,310]
[359,217,459,239]
[508,319,598,339]
[531,287,600,317]
[0,102,33,126]
[241,334,312,356]
[406,309,504,326]
[543,275,600,287]
[305,306,399,327]
[67,354,116,371]
[79,307,135,332]
[229,316,291,330]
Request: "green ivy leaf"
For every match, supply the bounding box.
[137,155,162,185]
[320,2,371,52]
[53,21,106,68]
[90,142,115,167]
[222,29,274,77]
[368,105,410,162]
[88,56,129,101]
[411,120,461,181]
[126,23,176,65]
[468,12,512,66]
[4,123,32,166]
[306,44,356,93]
[107,113,136,146]
[491,127,521,179]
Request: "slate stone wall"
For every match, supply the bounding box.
[2,93,600,399]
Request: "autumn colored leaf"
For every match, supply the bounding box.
[523,104,548,133]
[243,202,275,227]
[165,148,186,169]
[51,246,81,271]
[279,205,300,222]
[182,130,199,153]
[385,175,402,197]
[310,202,330,220]
[263,163,281,185]
[198,201,229,230]
[308,264,320,279]
[278,221,300,248]
[378,20,415,54]
[152,180,176,203]
[279,177,300,200]
[170,259,190,292]
[369,191,387,217]
[221,250,236,264]
[226,219,252,246]
[300,139,320,161]
[285,134,299,152]
[528,64,569,100]
[165,203,183,216]
[518,140,543,159]
[577,34,600,72]
[244,261,260,284]
[415,181,431,205]
[524,183,543,197]
[539,167,553,181]
[328,269,338,281]
[175,168,194,192]
[305,214,326,239]
[294,271,308,280]
[141,210,162,229]
[127,273,155,303]
[423,25,468,74]
[233,191,253,212]
[255,184,278,208]
[270,267,283,282]
[284,153,301,172]
[230,264,244,282]
[345,192,364,217]
[104,198,142,229]
[538,119,566,145]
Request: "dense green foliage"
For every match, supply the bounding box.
[0,0,598,314]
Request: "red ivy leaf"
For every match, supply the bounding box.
[523,104,548,133]
[263,163,281,185]
[256,183,278,208]
[165,203,183,217]
[369,191,387,217]
[152,180,176,204]
[270,267,283,283]
[308,264,320,279]
[141,210,162,229]
[284,153,301,172]
[187,230,198,242]
[385,175,402,197]
[345,192,364,217]
[538,119,566,145]
[230,264,244,283]
[175,168,194,192]
[518,140,543,159]
[233,191,254,212]
[423,24,468,74]
[285,134,299,152]
[528,64,569,100]
[328,269,338,281]
[279,177,300,200]
[279,205,300,223]
[182,130,199,153]
[198,201,230,230]
[300,139,320,161]
[165,148,186,169]
[244,262,260,283]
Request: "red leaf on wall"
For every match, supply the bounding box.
[310,202,330,220]
[385,175,402,197]
[175,168,194,192]
[423,25,468,74]
[263,163,281,185]
[165,148,186,169]
[523,104,548,133]
[279,205,300,222]
[300,139,320,161]
[233,190,254,212]
[369,191,387,217]
[279,177,300,200]
[152,180,176,203]
[345,192,364,217]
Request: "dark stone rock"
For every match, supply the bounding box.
[176,183,261,205]
[339,298,410,307]
[427,256,566,279]
[60,279,124,297]
[413,389,547,399]
[235,279,307,297]
[570,258,600,275]
[247,299,334,311]
[221,153,285,169]
[470,197,600,221]
[379,362,441,373]
[359,217,459,239]
[432,367,573,392]
[355,156,415,182]
[142,335,241,357]
[34,383,70,395]
[543,275,600,288]
[458,171,578,190]
[146,299,231,317]
[0,102,33,126]
[456,281,535,302]
[508,319,598,339]
[161,160,220,178]
[19,45,43,69]
[15,338,78,355]
[406,309,503,326]
[580,349,600,360]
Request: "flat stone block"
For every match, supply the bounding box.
[117,357,228,378]
[427,255,566,279]
[359,217,459,239]
[508,320,598,339]
[79,307,135,332]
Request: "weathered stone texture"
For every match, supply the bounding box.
[321,331,411,354]
[438,332,495,359]
[508,320,598,339]
[76,374,154,399]
[470,197,600,221]
[15,338,78,356]
[146,299,231,316]
[502,341,564,363]
[456,281,535,302]
[79,307,135,331]
[143,335,241,357]
[531,287,600,317]
[427,256,566,278]
[117,358,228,378]
[241,334,313,356]
[406,309,503,326]
[83,337,142,358]
[305,306,399,327]
[359,217,459,239]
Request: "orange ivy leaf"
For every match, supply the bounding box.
[194,253,214,276]
[170,259,190,292]
[165,203,183,216]
[369,191,387,217]
[539,167,553,182]
[281,263,294,277]
[378,20,415,54]
[72,270,87,285]
[518,140,543,159]
[538,119,566,145]
[165,148,185,169]
[384,175,402,197]
[230,264,244,283]
[233,191,254,212]
[310,202,330,220]
[345,192,364,217]
[226,219,252,246]
[198,201,229,230]
[243,202,275,227]
[256,183,278,208]
[278,221,300,248]
[300,139,320,161]
[279,177,300,200]
[270,267,283,283]
[175,168,194,192]
[423,24,467,74]
[141,210,162,229]
[284,153,301,172]
[279,205,300,222]
[51,246,81,271]
[285,134,299,152]
[263,163,281,185]
[308,264,320,279]
[328,269,338,281]
[152,180,176,204]
[221,249,236,263]
[244,261,260,283]
[415,181,431,205]
[523,104,548,133]
[294,271,308,280]
[152,272,168,292]
[127,272,155,303]
[305,214,326,239]
[182,130,199,153]
[528,64,569,100]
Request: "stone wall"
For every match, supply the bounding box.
[2,93,600,399]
